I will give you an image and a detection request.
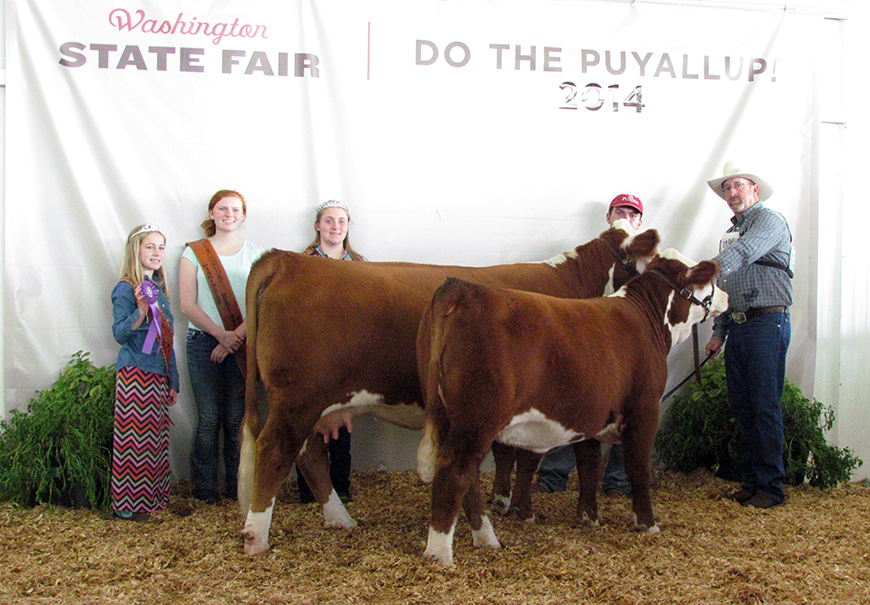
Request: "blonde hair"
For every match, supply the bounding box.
[305,204,365,261]
[119,224,170,299]
[201,189,247,237]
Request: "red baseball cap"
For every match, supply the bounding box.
[609,194,643,215]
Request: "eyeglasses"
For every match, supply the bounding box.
[722,181,754,193]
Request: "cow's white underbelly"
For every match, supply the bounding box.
[496,408,584,453]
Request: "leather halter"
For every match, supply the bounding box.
[647,268,716,323]
[601,237,639,277]
[647,267,717,390]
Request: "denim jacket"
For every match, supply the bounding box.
[112,277,180,391]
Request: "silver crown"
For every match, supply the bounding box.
[315,199,349,214]
[129,224,162,240]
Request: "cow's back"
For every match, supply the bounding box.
[249,250,604,411]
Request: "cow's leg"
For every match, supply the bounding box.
[424,458,468,566]
[295,437,357,530]
[511,448,542,522]
[573,439,603,526]
[463,471,501,550]
[622,426,659,534]
[242,415,301,556]
[425,437,497,566]
[489,442,516,516]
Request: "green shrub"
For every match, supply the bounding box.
[0,351,116,509]
[656,357,862,489]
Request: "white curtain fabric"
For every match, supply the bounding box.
[5,0,831,479]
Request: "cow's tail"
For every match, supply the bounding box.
[238,250,280,516]
[416,277,469,483]
[417,418,439,483]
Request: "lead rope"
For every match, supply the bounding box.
[692,324,702,384]
[661,333,714,403]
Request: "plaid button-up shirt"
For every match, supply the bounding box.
[712,202,793,341]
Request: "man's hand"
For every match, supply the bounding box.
[706,336,723,357]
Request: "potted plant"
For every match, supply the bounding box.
[0,351,116,509]
[656,357,862,489]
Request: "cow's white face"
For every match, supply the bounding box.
[665,278,728,345]
[611,217,640,236]
[655,250,729,344]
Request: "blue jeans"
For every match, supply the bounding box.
[186,329,246,500]
[601,444,631,495]
[536,444,575,492]
[537,443,630,494]
[724,312,791,503]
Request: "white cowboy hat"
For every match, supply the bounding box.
[707,160,774,201]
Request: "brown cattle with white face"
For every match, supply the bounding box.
[239,224,659,556]
[416,251,728,566]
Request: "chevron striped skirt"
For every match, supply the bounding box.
[111,366,171,513]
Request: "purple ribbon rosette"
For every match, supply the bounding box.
[140,280,163,354]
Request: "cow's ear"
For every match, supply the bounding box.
[683,260,720,286]
[625,228,660,260]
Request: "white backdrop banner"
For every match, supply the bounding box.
[5,0,823,475]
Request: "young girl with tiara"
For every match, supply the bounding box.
[295,200,367,504]
[111,224,179,522]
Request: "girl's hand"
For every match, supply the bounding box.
[130,283,148,329]
[167,389,178,406]
[217,329,243,352]
[211,343,231,364]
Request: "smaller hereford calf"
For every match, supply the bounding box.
[416,251,728,566]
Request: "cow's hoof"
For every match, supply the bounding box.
[520,513,536,524]
[580,512,600,527]
[242,531,269,556]
[471,516,501,550]
[634,523,660,535]
[323,517,358,530]
[323,493,358,529]
[489,494,511,516]
[631,512,660,534]
[323,520,358,530]
[424,527,456,566]
[423,551,454,567]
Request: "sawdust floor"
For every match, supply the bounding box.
[1,469,868,605]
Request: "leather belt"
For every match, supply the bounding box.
[731,305,787,324]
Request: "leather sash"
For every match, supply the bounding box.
[187,239,247,378]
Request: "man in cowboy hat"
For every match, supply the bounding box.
[533,194,645,496]
[705,160,794,509]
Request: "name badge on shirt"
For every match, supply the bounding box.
[719,230,740,252]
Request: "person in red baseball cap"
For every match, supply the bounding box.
[533,194,645,497]
[606,194,644,231]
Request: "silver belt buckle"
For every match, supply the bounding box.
[732,311,747,324]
